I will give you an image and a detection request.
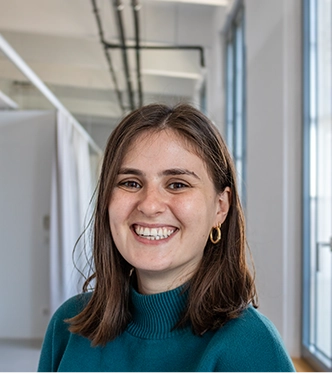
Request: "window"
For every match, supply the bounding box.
[224,2,246,205]
[303,0,332,370]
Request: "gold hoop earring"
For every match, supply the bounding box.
[209,224,221,244]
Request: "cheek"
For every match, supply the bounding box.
[108,191,129,220]
[172,195,213,227]
[107,208,117,236]
[108,206,125,251]
[108,201,124,234]
[171,196,196,215]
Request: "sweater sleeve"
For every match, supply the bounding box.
[37,293,91,372]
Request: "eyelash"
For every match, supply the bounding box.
[168,182,189,190]
[118,180,190,191]
[119,180,142,189]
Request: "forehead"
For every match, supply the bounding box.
[125,129,202,160]
[123,129,201,165]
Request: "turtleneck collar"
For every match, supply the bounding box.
[126,285,189,339]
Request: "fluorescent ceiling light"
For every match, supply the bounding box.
[0,33,101,154]
[0,90,18,110]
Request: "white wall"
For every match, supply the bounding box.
[208,0,302,357]
[245,0,302,357]
[0,110,55,339]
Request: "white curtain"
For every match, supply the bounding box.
[50,111,101,314]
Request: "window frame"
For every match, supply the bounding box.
[223,0,246,207]
[302,0,332,370]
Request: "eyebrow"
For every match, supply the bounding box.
[118,167,200,180]
[162,168,200,180]
[118,168,144,176]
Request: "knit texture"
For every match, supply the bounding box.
[38,286,295,372]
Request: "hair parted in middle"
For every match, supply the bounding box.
[67,102,258,346]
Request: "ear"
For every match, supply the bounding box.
[215,186,231,225]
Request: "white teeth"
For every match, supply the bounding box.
[151,228,158,237]
[138,227,144,236]
[134,225,175,240]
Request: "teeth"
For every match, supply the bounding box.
[134,225,175,240]
[151,228,157,237]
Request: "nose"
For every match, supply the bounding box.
[137,184,167,217]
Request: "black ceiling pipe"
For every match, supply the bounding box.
[91,0,125,112]
[103,42,206,68]
[131,0,143,107]
[112,0,135,111]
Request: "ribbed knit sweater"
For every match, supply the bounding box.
[38,286,295,372]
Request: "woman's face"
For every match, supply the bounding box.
[108,129,230,294]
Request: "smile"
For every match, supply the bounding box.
[133,225,176,241]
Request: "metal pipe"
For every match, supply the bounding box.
[91,0,125,112]
[103,42,205,67]
[112,0,135,110]
[131,0,143,107]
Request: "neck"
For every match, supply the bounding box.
[135,267,195,295]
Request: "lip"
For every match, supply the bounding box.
[131,223,178,244]
[132,222,178,229]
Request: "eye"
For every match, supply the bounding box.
[118,180,142,190]
[168,182,189,190]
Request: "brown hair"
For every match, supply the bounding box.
[67,103,258,345]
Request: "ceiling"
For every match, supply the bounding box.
[0,0,229,128]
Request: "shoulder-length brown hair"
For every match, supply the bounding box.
[68,103,258,346]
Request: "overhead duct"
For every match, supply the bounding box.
[92,1,206,113]
[131,0,143,107]
[103,43,205,68]
[91,0,125,112]
[112,0,135,111]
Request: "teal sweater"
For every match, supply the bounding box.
[38,286,295,372]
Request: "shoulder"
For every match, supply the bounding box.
[223,306,294,361]
[52,292,93,322]
[38,292,93,372]
[207,306,295,372]
[224,305,283,342]
[47,292,93,342]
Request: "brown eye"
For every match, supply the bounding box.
[119,180,142,190]
[168,182,188,190]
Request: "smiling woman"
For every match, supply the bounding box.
[38,103,295,372]
[109,130,230,295]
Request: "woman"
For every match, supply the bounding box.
[38,103,295,372]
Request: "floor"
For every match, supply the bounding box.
[292,357,317,372]
[0,339,317,372]
[0,339,42,372]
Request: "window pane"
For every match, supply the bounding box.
[303,0,332,369]
[225,6,246,205]
[314,0,332,360]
